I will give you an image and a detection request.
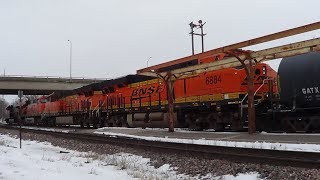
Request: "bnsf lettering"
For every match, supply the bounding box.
[132,85,163,96]
[205,75,222,85]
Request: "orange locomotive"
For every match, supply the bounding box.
[18,59,277,130]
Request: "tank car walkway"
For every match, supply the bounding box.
[88,127,320,145]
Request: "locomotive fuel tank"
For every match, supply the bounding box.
[278,52,320,109]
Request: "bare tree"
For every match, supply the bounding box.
[25,95,40,102]
[0,97,9,120]
[11,95,40,106]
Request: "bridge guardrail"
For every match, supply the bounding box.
[0,75,106,83]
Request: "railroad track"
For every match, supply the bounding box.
[0,125,319,168]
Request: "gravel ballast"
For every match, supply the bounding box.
[0,128,319,179]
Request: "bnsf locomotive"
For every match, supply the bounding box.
[6,52,320,132]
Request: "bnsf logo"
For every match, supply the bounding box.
[132,85,163,96]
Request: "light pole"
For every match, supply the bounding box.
[189,20,206,54]
[67,40,72,82]
[1,68,5,120]
[147,56,152,68]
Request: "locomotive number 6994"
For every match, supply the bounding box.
[205,75,222,85]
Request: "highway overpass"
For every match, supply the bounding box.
[0,76,105,95]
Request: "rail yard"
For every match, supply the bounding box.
[3,28,320,178]
[1,2,320,179]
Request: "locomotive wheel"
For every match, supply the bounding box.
[122,119,129,127]
[111,115,128,127]
[80,122,84,128]
[92,117,100,129]
[185,112,202,131]
[112,116,122,127]
[204,113,224,131]
[204,114,215,129]
[185,113,196,130]
[93,121,98,129]
[114,120,122,127]
[99,117,106,128]
[86,123,90,128]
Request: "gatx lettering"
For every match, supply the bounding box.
[302,87,320,94]
[132,85,163,96]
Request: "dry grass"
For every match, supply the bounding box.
[59,154,72,162]
[41,153,55,162]
[77,151,104,161]
[74,151,192,179]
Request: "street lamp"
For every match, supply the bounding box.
[67,40,72,82]
[147,56,152,68]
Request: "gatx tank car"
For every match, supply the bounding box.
[260,52,320,132]
[6,51,278,131]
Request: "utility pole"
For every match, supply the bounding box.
[189,22,196,55]
[18,90,23,148]
[198,20,206,53]
[67,40,72,82]
[147,57,152,68]
[189,20,206,54]
[1,69,4,120]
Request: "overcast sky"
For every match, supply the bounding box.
[0,0,319,80]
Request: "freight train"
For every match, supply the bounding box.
[5,52,320,132]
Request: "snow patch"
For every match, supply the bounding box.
[94,131,320,152]
[0,133,262,179]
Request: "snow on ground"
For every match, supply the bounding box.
[0,134,132,180]
[20,126,73,133]
[0,133,262,180]
[94,129,320,153]
[98,127,241,134]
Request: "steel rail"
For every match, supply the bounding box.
[1,125,319,168]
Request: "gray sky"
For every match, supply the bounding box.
[1,0,319,79]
